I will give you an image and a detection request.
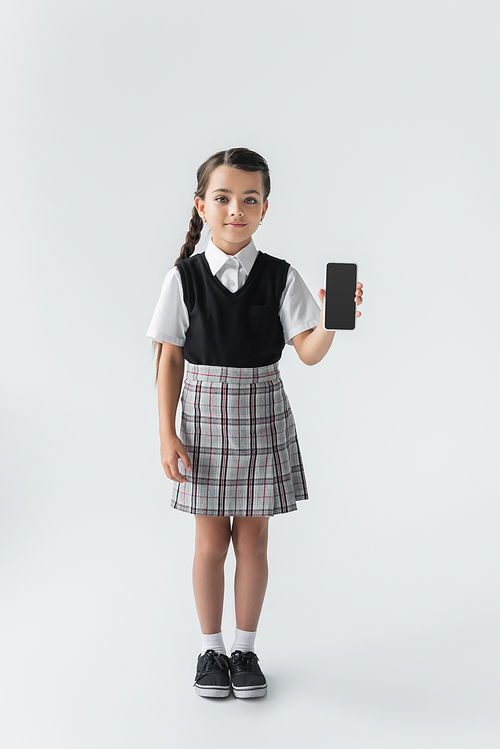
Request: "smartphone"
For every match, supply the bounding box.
[323,262,358,331]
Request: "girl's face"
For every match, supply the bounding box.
[195,165,268,255]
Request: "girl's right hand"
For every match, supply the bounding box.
[160,435,192,483]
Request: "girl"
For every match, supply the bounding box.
[147,147,363,699]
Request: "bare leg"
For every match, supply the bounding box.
[232,517,270,632]
[192,516,231,634]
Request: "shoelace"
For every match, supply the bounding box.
[231,650,259,672]
[194,650,229,685]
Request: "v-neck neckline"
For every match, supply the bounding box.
[201,250,263,298]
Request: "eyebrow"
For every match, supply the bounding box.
[211,188,261,196]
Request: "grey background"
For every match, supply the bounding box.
[1,1,499,747]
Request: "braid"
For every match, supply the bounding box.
[174,207,203,265]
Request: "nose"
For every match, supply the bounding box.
[229,200,244,217]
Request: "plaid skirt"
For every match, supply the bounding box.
[172,361,309,516]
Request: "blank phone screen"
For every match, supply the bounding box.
[324,263,357,330]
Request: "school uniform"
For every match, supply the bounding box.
[146,237,320,517]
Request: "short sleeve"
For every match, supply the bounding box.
[146,266,189,346]
[279,267,321,345]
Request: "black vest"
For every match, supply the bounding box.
[176,250,290,367]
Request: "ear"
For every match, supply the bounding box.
[261,199,269,220]
[194,196,204,219]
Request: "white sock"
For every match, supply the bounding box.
[231,627,257,654]
[201,631,226,655]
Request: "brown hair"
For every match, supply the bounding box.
[152,147,271,384]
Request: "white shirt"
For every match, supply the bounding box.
[146,237,321,347]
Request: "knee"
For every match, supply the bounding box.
[195,529,231,562]
[232,524,268,561]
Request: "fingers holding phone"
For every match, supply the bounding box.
[355,282,363,316]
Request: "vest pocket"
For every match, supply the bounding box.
[248,305,276,335]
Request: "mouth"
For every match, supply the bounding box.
[225,223,246,227]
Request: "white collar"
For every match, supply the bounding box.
[204,236,258,276]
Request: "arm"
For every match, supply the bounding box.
[157,342,192,483]
[292,284,363,365]
[292,288,334,365]
[292,329,335,366]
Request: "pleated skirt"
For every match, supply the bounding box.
[171,361,309,516]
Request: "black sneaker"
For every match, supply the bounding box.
[229,650,268,698]
[193,650,231,698]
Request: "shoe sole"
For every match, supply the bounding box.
[232,683,268,698]
[194,684,231,698]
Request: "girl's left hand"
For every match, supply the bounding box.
[318,281,364,317]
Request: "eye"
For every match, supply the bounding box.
[214,196,258,204]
